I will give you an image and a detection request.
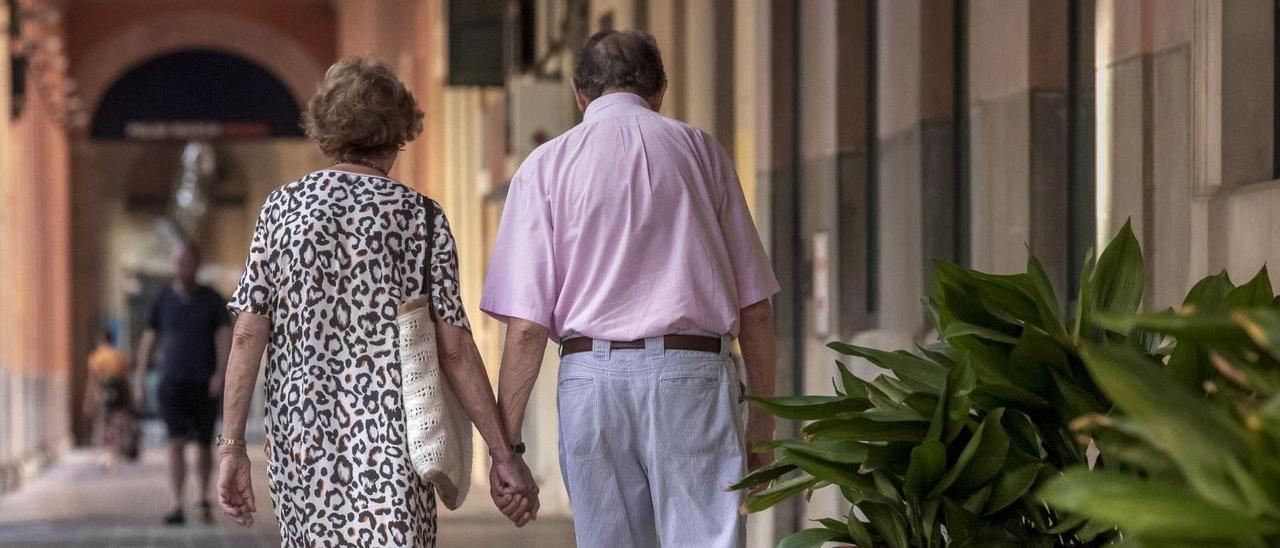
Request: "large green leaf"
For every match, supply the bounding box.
[1073,246,1097,338]
[967,270,1042,328]
[1224,266,1273,310]
[1038,469,1279,540]
[947,335,1012,384]
[1181,270,1235,313]
[971,383,1051,412]
[728,456,796,491]
[777,527,850,548]
[746,395,869,420]
[1235,308,1280,362]
[804,417,930,443]
[904,439,946,498]
[942,321,1020,345]
[1080,344,1252,510]
[926,356,975,444]
[834,359,868,399]
[933,262,1018,334]
[931,408,1010,496]
[982,463,1042,515]
[1110,310,1253,347]
[1026,253,1065,334]
[763,439,869,465]
[744,472,820,513]
[1005,327,1065,394]
[861,500,910,548]
[847,510,875,548]
[783,448,870,490]
[1089,220,1144,318]
[828,342,947,393]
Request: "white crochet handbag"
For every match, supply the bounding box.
[396,206,473,510]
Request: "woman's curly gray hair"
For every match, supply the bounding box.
[303,57,423,161]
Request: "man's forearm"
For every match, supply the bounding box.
[497,320,549,443]
[739,299,776,400]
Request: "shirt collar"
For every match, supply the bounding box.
[583,92,652,122]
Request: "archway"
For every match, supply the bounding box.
[91,49,304,140]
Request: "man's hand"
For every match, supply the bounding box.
[217,447,256,527]
[489,452,539,526]
[745,409,776,472]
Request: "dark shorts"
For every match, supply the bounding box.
[157,380,219,444]
[100,377,132,413]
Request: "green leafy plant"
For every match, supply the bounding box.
[1038,271,1280,546]
[735,221,1280,547]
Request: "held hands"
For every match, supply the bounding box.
[217,447,257,527]
[488,450,540,527]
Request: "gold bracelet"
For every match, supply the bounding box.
[216,435,247,448]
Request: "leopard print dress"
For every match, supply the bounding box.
[229,170,470,547]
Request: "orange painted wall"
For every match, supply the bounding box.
[65,0,336,78]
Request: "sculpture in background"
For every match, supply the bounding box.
[159,141,219,244]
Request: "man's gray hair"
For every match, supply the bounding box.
[572,30,666,100]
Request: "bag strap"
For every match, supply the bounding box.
[420,196,439,321]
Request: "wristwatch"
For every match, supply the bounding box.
[490,443,526,459]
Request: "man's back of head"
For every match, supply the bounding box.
[572,30,667,103]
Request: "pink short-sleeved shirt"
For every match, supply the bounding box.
[480,92,780,342]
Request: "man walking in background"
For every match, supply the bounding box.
[136,242,232,525]
[482,30,779,548]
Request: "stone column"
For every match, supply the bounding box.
[683,0,735,149]
[967,0,1069,286]
[876,0,959,333]
[647,0,685,119]
[752,0,800,542]
[1096,0,1273,307]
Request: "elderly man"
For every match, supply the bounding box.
[481,30,779,548]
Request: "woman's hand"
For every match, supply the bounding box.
[217,447,256,527]
[489,452,539,526]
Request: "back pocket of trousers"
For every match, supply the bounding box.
[657,366,735,457]
[558,377,605,460]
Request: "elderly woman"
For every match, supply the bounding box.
[217,57,536,546]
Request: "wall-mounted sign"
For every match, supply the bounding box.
[124,121,270,141]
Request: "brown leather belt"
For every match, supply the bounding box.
[560,335,721,356]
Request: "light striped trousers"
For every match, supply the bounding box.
[557,336,746,548]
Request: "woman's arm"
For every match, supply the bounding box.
[435,320,538,524]
[221,313,270,440]
[217,311,271,527]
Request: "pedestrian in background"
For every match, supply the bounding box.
[483,29,780,548]
[135,243,232,525]
[85,329,137,467]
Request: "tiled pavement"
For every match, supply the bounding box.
[0,443,575,547]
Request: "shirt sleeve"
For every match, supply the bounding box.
[212,290,231,327]
[710,138,781,308]
[424,201,471,330]
[228,194,277,317]
[480,173,557,332]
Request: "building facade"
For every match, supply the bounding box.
[3,0,1280,545]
